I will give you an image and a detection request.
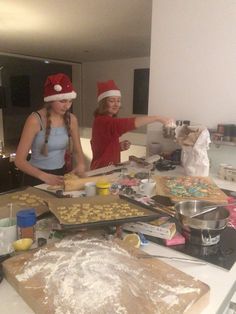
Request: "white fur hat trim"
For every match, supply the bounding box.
[97,90,121,102]
[44,91,77,102]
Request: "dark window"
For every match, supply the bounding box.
[0,86,6,108]
[10,75,30,107]
[133,68,149,114]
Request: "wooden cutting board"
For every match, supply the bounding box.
[155,175,228,203]
[3,236,210,314]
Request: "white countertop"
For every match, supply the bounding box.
[142,241,236,314]
[1,166,236,313]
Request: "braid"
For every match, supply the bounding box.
[41,105,51,156]
[64,110,72,152]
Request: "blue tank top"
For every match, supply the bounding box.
[30,113,69,170]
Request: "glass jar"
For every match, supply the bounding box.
[225,166,234,181]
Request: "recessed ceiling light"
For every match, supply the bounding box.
[44,60,50,64]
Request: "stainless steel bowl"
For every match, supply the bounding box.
[175,200,229,230]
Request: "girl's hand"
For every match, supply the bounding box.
[71,164,86,177]
[159,116,176,127]
[120,140,131,151]
[41,173,64,186]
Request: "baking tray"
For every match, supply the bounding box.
[120,194,175,217]
[155,176,228,203]
[47,195,159,230]
[0,186,57,219]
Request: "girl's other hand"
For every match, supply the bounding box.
[159,116,176,127]
[120,140,131,151]
[71,164,86,177]
[41,173,64,186]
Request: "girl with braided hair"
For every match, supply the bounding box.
[15,73,86,186]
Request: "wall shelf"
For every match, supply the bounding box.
[211,140,236,148]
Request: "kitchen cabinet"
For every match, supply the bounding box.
[0,157,12,192]
[0,157,23,193]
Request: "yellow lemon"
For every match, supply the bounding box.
[123,233,141,248]
[13,238,33,251]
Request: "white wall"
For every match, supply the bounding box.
[82,57,150,127]
[148,0,236,169]
[148,0,236,136]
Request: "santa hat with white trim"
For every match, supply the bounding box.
[44,73,77,102]
[97,80,121,102]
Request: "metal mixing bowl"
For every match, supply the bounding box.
[175,200,229,230]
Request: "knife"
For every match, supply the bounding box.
[137,254,207,265]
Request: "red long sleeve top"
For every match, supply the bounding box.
[90,115,136,169]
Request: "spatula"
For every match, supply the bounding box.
[190,202,236,218]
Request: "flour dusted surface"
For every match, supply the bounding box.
[16,236,202,314]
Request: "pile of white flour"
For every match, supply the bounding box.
[16,236,201,313]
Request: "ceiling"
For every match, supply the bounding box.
[0,0,152,63]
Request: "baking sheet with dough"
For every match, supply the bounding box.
[47,195,159,229]
[0,187,57,219]
[155,176,228,203]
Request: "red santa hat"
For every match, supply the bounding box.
[44,73,77,102]
[97,80,121,102]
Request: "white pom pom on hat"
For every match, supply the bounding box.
[54,84,62,92]
[44,73,77,102]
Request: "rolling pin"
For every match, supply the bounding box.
[64,173,112,191]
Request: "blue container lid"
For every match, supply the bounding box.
[17,208,36,228]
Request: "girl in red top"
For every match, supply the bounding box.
[90,80,174,170]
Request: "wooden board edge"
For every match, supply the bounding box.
[186,289,210,314]
[3,257,51,314]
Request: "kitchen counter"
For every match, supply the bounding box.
[1,166,236,313]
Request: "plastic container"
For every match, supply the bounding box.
[16,209,36,241]
[218,163,228,180]
[96,181,111,196]
[0,217,17,255]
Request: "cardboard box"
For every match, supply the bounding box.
[123,221,176,240]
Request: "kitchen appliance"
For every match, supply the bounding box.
[174,199,230,249]
[146,227,236,270]
[175,200,229,244]
[147,189,236,270]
